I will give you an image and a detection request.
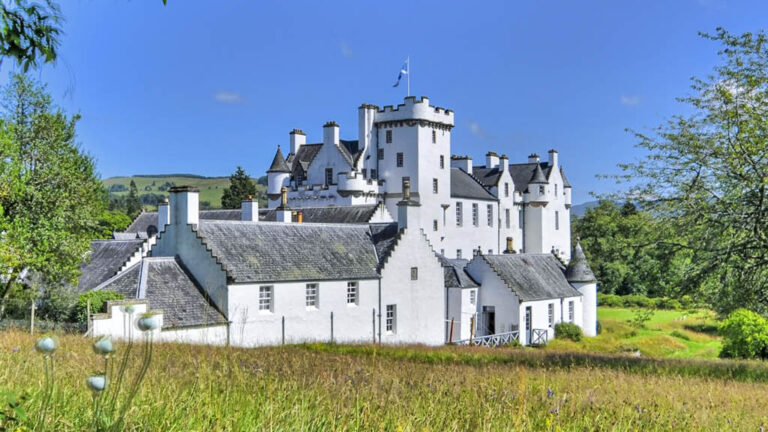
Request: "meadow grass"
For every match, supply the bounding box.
[3,330,768,431]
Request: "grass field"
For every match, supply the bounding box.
[2,328,767,431]
[102,175,266,209]
[547,307,722,359]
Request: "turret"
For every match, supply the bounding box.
[267,146,291,201]
[566,239,597,337]
[525,164,548,204]
[561,166,572,207]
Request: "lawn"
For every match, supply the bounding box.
[2,330,768,431]
[547,307,722,359]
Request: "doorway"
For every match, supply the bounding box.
[482,306,496,335]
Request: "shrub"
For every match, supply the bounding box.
[596,320,602,335]
[625,295,658,309]
[74,291,124,323]
[657,298,683,310]
[670,330,691,341]
[629,308,655,329]
[598,293,624,307]
[555,322,583,342]
[719,309,768,359]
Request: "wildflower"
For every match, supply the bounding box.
[547,388,554,399]
[35,337,57,355]
[137,313,161,331]
[636,404,643,414]
[93,336,115,355]
[86,375,106,392]
[12,347,19,353]
[549,408,559,415]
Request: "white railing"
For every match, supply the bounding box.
[454,331,519,347]
[530,328,549,345]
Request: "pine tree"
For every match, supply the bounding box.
[221,166,257,209]
[126,180,142,217]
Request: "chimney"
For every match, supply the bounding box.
[168,186,199,226]
[157,198,170,232]
[276,186,291,223]
[296,211,303,223]
[486,152,499,169]
[499,154,508,172]
[548,149,558,168]
[397,178,421,230]
[323,121,339,147]
[290,129,306,155]
[450,155,473,175]
[241,196,258,222]
[528,153,540,163]
[504,237,515,254]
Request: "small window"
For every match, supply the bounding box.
[433,220,438,231]
[457,249,462,259]
[433,178,438,194]
[370,169,377,179]
[410,267,418,280]
[456,202,463,227]
[347,282,358,305]
[432,129,436,143]
[439,155,445,169]
[396,152,404,167]
[362,168,367,179]
[539,185,545,194]
[469,290,476,305]
[505,209,510,229]
[504,183,509,197]
[519,210,524,228]
[487,204,493,227]
[548,303,555,328]
[378,148,384,160]
[472,203,479,227]
[568,301,574,322]
[555,211,560,230]
[386,130,392,143]
[488,249,493,255]
[306,283,318,308]
[386,304,396,333]
[554,184,558,196]
[325,168,333,186]
[259,286,273,312]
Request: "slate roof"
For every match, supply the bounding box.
[369,223,400,268]
[450,168,498,201]
[560,166,572,188]
[195,221,381,283]
[267,146,291,173]
[122,210,241,237]
[112,232,140,240]
[125,211,158,234]
[96,258,227,329]
[471,166,503,188]
[437,255,479,288]
[259,205,381,224]
[566,241,596,283]
[530,164,547,184]
[77,240,145,293]
[480,254,582,301]
[339,139,363,166]
[287,144,322,179]
[200,210,242,221]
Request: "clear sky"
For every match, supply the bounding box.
[11,0,768,204]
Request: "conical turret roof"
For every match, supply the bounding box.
[560,166,571,188]
[267,146,291,173]
[529,163,547,184]
[566,240,596,283]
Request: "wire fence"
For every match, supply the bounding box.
[0,298,86,334]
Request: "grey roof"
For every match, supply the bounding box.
[259,205,381,224]
[78,240,144,293]
[471,166,502,188]
[530,164,547,184]
[479,254,582,301]
[560,166,572,188]
[200,209,242,221]
[369,223,400,268]
[437,255,479,288]
[339,139,363,166]
[566,241,596,282]
[125,211,158,234]
[450,168,497,201]
[287,144,322,179]
[194,221,381,283]
[122,210,241,237]
[97,258,227,329]
[267,146,291,173]
[112,232,139,240]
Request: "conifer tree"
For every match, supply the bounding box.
[221,166,257,209]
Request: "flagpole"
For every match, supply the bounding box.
[407,56,410,97]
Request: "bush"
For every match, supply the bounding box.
[74,291,124,323]
[624,295,658,308]
[719,309,768,359]
[598,293,687,310]
[598,293,624,307]
[555,322,583,342]
[628,308,655,329]
[596,320,602,335]
[657,298,683,310]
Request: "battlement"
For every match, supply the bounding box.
[374,96,454,126]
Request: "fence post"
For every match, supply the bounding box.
[469,314,475,346]
[30,301,35,334]
[449,317,455,344]
[330,311,334,343]
[281,316,285,345]
[372,308,376,345]
[86,300,92,335]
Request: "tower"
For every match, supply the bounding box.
[266,145,291,206]
[523,156,548,253]
[566,239,597,337]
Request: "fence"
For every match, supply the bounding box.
[0,298,86,334]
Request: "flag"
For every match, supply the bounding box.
[392,60,408,87]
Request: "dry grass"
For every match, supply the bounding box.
[2,330,767,431]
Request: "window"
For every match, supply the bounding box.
[259,286,273,312]
[504,183,509,197]
[456,202,463,227]
[554,184,558,196]
[456,249,462,259]
[362,168,367,179]
[469,290,476,305]
[539,185,545,194]
[505,209,510,229]
[410,267,418,280]
[568,301,574,322]
[488,249,493,255]
[487,204,493,227]
[386,130,392,143]
[432,129,436,143]
[433,220,438,231]
[347,282,358,305]
[555,211,560,230]
[548,303,555,328]
[396,152,404,167]
[519,210,524,228]
[325,168,333,186]
[472,203,479,227]
[386,305,396,333]
[305,283,318,308]
[370,169,377,179]
[433,178,438,194]
[440,155,445,169]
[378,148,384,160]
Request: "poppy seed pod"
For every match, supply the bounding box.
[86,375,106,392]
[93,336,115,355]
[35,337,57,355]
[137,313,161,332]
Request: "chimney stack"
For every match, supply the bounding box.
[548,149,558,168]
[499,154,508,172]
[504,237,515,254]
[397,178,421,230]
[290,129,306,155]
[528,153,540,164]
[276,187,291,223]
[169,186,199,226]
[486,152,499,169]
[450,155,473,175]
[158,198,170,232]
[241,196,258,222]
[323,121,340,147]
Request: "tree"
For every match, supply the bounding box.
[0,1,62,71]
[125,179,141,217]
[0,74,105,319]
[221,166,257,209]
[609,28,768,314]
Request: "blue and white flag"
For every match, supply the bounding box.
[392,60,408,87]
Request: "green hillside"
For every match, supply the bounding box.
[103,174,267,210]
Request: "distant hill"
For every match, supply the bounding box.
[103,175,267,210]
[571,200,599,217]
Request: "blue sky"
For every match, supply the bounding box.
[11,0,768,204]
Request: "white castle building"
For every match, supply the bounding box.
[82,96,597,347]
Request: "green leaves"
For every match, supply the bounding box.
[221,166,258,209]
[0,1,62,72]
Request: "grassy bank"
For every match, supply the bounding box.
[2,330,768,431]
